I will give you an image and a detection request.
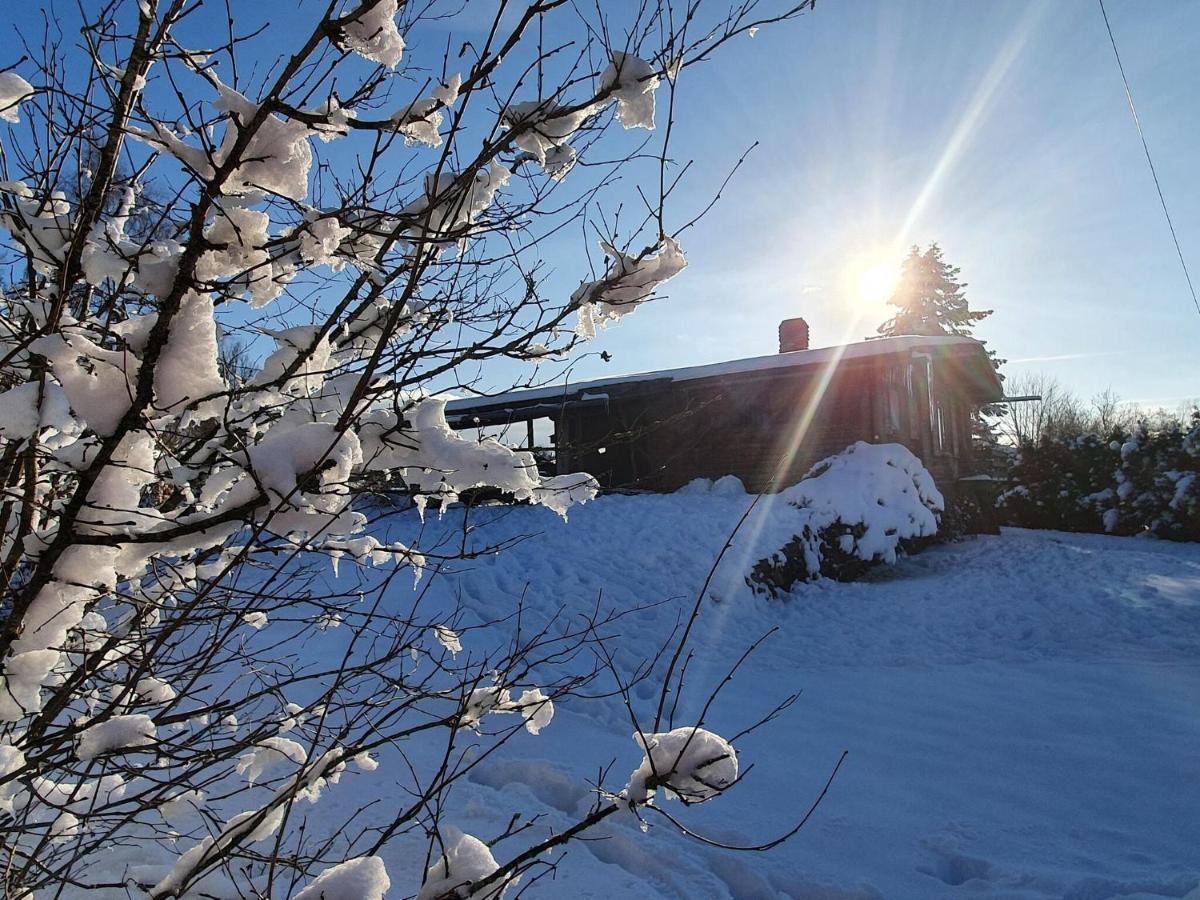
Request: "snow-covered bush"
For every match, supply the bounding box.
[0,1,819,896]
[997,412,1199,541]
[1097,412,1200,541]
[996,432,1122,532]
[937,491,995,540]
[746,442,944,594]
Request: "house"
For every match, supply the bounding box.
[444,319,1004,496]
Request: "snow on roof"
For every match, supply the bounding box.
[445,335,994,415]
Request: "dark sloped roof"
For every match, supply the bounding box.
[445,334,1002,422]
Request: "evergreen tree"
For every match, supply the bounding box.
[875,243,1007,471]
[877,243,992,338]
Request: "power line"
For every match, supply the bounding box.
[1097,0,1200,319]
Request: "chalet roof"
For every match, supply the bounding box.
[445,334,1001,422]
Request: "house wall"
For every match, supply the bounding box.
[560,353,985,495]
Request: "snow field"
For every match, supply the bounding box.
[68,486,1200,898]
[364,490,1200,899]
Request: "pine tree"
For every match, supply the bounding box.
[875,243,1007,471]
[877,243,992,338]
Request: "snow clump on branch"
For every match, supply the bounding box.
[295,855,392,900]
[74,714,157,760]
[131,78,314,201]
[402,162,512,247]
[504,100,593,181]
[458,682,555,736]
[623,726,739,806]
[418,829,513,900]
[0,72,34,123]
[236,736,308,784]
[395,74,463,147]
[359,397,599,516]
[601,51,660,130]
[502,51,660,181]
[572,236,687,338]
[339,0,406,69]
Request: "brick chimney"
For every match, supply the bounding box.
[778,317,809,353]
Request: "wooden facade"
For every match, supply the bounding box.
[445,334,1004,496]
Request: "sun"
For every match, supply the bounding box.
[856,261,900,307]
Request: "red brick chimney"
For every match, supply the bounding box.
[778,317,809,353]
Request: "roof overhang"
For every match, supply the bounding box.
[444,335,1003,421]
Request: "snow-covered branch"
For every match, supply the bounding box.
[0,0,818,894]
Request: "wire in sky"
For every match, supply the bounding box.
[1097,0,1200,320]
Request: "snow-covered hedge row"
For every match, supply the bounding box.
[995,433,1119,534]
[741,442,944,594]
[998,412,1200,541]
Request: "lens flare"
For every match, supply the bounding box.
[856,262,899,307]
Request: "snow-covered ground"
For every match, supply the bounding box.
[361,490,1200,899]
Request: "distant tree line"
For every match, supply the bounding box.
[994,372,1193,447]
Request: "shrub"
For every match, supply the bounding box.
[997,411,1200,542]
[938,492,996,540]
[996,431,1124,532]
[746,442,943,594]
[1100,412,1200,541]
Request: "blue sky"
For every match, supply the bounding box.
[4,0,1196,409]
[583,0,1199,410]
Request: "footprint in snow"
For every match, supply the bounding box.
[916,843,994,887]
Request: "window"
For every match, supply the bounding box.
[881,367,904,435]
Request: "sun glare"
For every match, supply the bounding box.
[855,261,899,307]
